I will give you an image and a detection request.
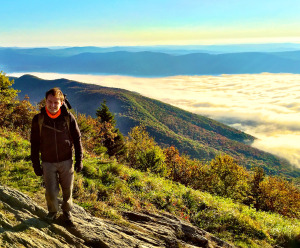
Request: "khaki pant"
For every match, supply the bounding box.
[42,159,74,213]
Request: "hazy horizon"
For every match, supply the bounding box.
[9,72,300,168]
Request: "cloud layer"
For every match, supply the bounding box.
[10,72,300,167]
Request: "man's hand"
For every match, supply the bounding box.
[33,164,43,176]
[75,161,83,173]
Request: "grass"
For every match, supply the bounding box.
[76,156,300,247]
[1,128,300,248]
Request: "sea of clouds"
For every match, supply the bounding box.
[10,72,300,168]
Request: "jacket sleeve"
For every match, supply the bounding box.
[30,115,41,167]
[69,113,83,163]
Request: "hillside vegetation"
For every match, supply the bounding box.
[12,74,299,178]
[1,71,300,247]
[1,123,300,247]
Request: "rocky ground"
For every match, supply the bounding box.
[0,185,234,248]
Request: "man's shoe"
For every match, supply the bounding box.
[63,211,75,227]
[44,212,57,221]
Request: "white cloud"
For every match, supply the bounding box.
[9,72,300,167]
[251,132,300,168]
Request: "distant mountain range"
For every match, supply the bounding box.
[2,45,300,76]
[11,74,298,178]
[3,43,300,55]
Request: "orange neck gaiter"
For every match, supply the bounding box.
[46,106,61,119]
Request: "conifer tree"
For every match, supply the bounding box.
[95,100,126,158]
[96,100,116,125]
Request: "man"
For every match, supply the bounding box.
[30,88,83,226]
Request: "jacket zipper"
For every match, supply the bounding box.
[54,122,59,162]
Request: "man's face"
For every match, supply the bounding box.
[46,94,63,114]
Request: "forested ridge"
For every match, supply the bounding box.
[11,74,300,178]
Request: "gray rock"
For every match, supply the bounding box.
[0,185,234,247]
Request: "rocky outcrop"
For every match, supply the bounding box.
[0,185,234,247]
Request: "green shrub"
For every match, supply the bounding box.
[0,72,37,137]
[137,146,167,176]
[126,125,168,176]
[205,155,250,201]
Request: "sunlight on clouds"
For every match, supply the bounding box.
[252,132,300,168]
[9,72,300,167]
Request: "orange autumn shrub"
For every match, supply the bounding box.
[259,176,300,218]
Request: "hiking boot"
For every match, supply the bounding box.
[44,212,57,221]
[63,211,75,227]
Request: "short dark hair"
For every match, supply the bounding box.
[45,88,64,102]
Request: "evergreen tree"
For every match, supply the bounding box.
[95,100,126,158]
[96,100,116,125]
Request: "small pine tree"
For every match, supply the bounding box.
[95,100,126,158]
[96,100,116,125]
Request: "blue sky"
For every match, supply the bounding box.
[2,0,300,47]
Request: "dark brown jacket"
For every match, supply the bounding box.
[30,105,82,167]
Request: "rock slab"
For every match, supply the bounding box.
[0,186,234,247]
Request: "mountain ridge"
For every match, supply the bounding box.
[11,74,298,177]
[2,47,300,76]
[3,43,300,54]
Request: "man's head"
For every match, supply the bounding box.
[45,88,64,114]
